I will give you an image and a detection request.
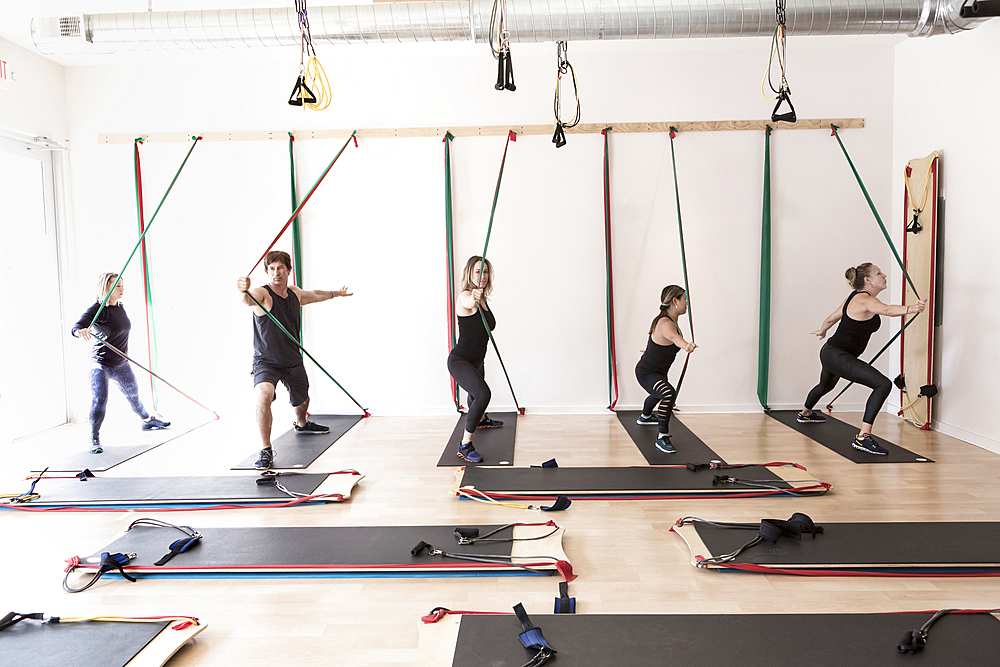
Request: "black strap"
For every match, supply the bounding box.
[540,495,571,512]
[153,535,202,566]
[759,513,823,543]
[513,603,556,666]
[553,580,575,613]
[76,469,95,481]
[0,612,46,632]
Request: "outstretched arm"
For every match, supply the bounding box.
[236,277,270,316]
[293,285,353,306]
[860,293,926,318]
[811,297,847,339]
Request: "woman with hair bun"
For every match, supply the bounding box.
[71,273,170,454]
[634,285,697,454]
[798,263,925,454]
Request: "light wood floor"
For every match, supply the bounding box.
[3,411,999,665]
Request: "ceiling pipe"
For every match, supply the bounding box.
[31,0,989,54]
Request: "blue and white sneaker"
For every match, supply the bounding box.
[90,435,103,454]
[636,414,657,426]
[853,434,888,455]
[655,436,676,454]
[142,415,171,430]
[797,411,827,423]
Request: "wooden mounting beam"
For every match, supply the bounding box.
[98,118,863,144]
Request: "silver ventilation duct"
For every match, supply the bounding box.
[31,0,988,54]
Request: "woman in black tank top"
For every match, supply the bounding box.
[634,285,697,454]
[799,263,926,455]
[447,256,503,463]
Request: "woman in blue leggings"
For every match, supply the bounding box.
[798,263,925,455]
[71,273,169,453]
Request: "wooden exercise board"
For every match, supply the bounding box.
[901,152,939,429]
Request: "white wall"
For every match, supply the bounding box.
[60,36,901,420]
[893,20,1000,453]
[0,36,67,140]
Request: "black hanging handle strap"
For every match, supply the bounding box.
[771,88,796,123]
[554,580,576,613]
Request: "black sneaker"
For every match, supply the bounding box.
[636,414,657,426]
[655,436,676,454]
[852,434,888,455]
[293,421,330,434]
[254,448,274,469]
[797,411,827,423]
[477,415,503,429]
[457,443,483,463]
[90,435,103,454]
[142,416,171,430]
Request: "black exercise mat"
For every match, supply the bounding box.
[460,465,792,494]
[32,444,161,474]
[692,521,1000,566]
[232,414,363,470]
[30,418,215,473]
[83,525,524,570]
[438,412,517,467]
[1,618,168,667]
[21,473,333,506]
[450,613,1000,666]
[768,410,933,463]
[615,410,725,464]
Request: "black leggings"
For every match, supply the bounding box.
[447,355,491,435]
[804,344,892,425]
[89,363,149,437]
[637,371,676,435]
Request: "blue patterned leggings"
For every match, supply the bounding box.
[89,363,149,437]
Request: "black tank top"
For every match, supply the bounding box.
[636,335,680,376]
[450,306,496,366]
[828,290,881,357]
[253,285,302,368]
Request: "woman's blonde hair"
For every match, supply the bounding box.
[845,263,874,290]
[460,256,494,297]
[96,272,120,302]
[648,285,685,334]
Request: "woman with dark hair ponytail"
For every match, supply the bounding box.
[798,263,926,455]
[634,285,697,453]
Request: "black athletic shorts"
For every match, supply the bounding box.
[252,362,310,407]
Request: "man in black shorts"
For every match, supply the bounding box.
[237,250,353,469]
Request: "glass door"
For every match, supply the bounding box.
[0,136,68,440]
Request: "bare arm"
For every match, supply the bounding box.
[292,285,353,306]
[856,293,927,318]
[457,288,484,315]
[811,298,847,339]
[656,318,697,353]
[236,277,270,316]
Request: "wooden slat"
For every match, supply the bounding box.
[98,118,864,144]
